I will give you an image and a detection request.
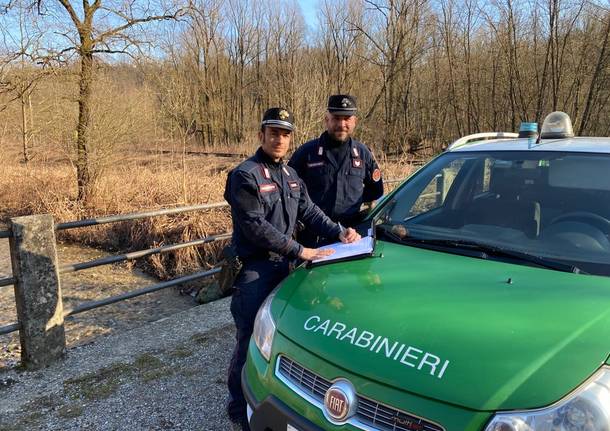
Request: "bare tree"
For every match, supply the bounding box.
[3,0,609,167]
[579,10,610,134]
[0,0,60,163]
[318,0,364,92]
[22,0,187,202]
[353,0,430,153]
[225,0,262,145]
[187,0,223,149]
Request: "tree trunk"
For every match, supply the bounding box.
[76,50,94,203]
[579,14,610,135]
[21,91,30,164]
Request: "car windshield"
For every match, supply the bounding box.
[375,151,610,276]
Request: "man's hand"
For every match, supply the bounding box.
[360,201,377,212]
[339,227,361,243]
[299,247,335,261]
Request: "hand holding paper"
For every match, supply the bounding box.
[299,247,335,261]
[310,236,375,265]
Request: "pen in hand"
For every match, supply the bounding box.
[338,223,361,243]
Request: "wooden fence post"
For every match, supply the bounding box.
[9,214,65,369]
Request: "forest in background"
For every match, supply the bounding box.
[0,0,608,287]
[0,0,609,200]
[0,0,610,201]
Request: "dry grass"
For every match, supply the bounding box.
[0,148,421,280]
[0,151,233,279]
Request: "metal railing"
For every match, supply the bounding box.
[0,276,15,288]
[62,268,221,318]
[0,203,231,337]
[0,229,11,295]
[0,322,19,336]
[56,202,230,231]
[0,176,409,366]
[59,233,232,274]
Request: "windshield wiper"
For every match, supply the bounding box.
[376,224,585,274]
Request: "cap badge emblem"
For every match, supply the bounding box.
[279,109,289,120]
[341,98,349,108]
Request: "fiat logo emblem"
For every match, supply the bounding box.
[323,379,358,423]
[325,388,348,420]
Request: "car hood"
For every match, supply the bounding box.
[274,240,610,411]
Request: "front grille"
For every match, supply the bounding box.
[357,396,443,431]
[278,354,331,401]
[276,356,445,431]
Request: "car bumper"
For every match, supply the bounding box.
[242,367,324,431]
[242,332,494,431]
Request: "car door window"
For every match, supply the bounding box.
[409,159,465,217]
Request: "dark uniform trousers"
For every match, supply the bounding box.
[224,147,341,421]
[226,256,290,416]
[289,132,384,247]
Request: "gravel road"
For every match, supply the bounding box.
[0,298,240,431]
[0,238,195,368]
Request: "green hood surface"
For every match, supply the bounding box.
[274,241,610,412]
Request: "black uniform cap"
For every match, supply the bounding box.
[261,107,295,131]
[328,94,357,116]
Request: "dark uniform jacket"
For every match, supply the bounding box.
[225,147,342,260]
[289,132,384,224]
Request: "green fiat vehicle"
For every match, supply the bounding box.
[241,112,610,431]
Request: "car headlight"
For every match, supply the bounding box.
[485,366,610,431]
[252,291,276,362]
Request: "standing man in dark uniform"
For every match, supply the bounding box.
[289,94,384,247]
[224,107,360,430]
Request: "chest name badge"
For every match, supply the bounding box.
[259,183,277,193]
[288,181,299,189]
[352,158,362,168]
[352,147,359,157]
[307,161,325,168]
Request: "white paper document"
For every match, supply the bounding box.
[311,236,375,264]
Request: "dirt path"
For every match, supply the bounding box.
[0,298,237,431]
[0,239,195,369]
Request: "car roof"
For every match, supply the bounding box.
[448,136,610,154]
